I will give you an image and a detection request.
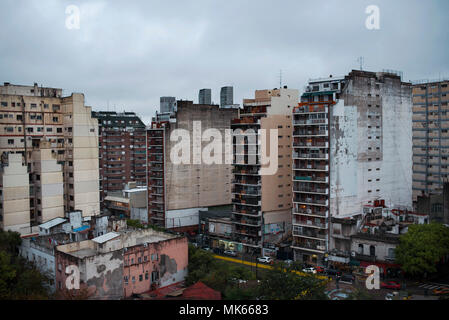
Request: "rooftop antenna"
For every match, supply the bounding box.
[279,70,283,88]
[357,57,365,71]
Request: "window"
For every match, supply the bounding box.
[7,139,14,145]
[145,272,149,280]
[132,276,135,284]
[151,253,158,261]
[124,276,129,285]
[1,101,7,107]
[369,245,376,257]
[139,275,143,282]
[358,244,363,254]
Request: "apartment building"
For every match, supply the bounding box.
[412,80,449,200]
[92,111,146,206]
[292,70,413,265]
[231,88,298,255]
[0,82,100,233]
[220,86,234,107]
[147,100,238,230]
[199,89,212,105]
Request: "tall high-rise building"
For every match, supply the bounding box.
[221,86,234,107]
[0,82,100,233]
[231,88,298,255]
[147,100,238,230]
[292,70,412,265]
[160,97,177,114]
[199,89,212,105]
[91,111,147,208]
[412,80,449,200]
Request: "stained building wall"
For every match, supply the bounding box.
[330,72,412,218]
[165,102,238,211]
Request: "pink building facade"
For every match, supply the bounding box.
[55,229,188,299]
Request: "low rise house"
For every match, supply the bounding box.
[348,203,429,276]
[104,182,148,222]
[54,228,188,299]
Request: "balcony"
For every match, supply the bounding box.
[293,207,328,218]
[232,187,261,196]
[293,129,328,137]
[294,105,328,114]
[291,240,326,253]
[293,141,329,148]
[293,197,328,207]
[232,177,261,186]
[293,184,329,195]
[292,152,329,160]
[233,218,262,227]
[293,118,328,126]
[293,176,328,183]
[293,219,328,229]
[293,228,327,240]
[232,198,261,207]
[293,164,329,172]
[233,168,260,176]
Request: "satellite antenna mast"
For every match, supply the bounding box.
[279,70,282,88]
[357,57,365,71]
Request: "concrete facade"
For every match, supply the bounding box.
[92,111,146,207]
[232,88,298,254]
[148,101,238,229]
[412,80,449,200]
[0,82,100,232]
[292,70,413,265]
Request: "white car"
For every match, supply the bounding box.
[257,256,273,264]
[302,267,317,274]
[224,250,237,257]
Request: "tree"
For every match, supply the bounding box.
[0,229,51,299]
[258,263,328,300]
[395,223,449,277]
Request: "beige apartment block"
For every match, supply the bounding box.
[0,153,30,232]
[0,82,100,231]
[231,88,298,255]
[30,141,64,224]
[148,101,238,230]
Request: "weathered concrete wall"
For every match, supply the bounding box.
[165,103,238,210]
[330,73,412,218]
[123,236,188,297]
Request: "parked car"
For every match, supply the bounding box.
[283,259,294,266]
[315,266,325,273]
[325,268,342,276]
[381,281,401,290]
[340,274,355,284]
[224,250,237,257]
[257,256,273,264]
[302,267,317,274]
[202,247,211,252]
[385,292,398,300]
[433,288,449,295]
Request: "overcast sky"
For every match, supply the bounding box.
[1,0,448,124]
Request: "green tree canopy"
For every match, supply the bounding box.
[395,223,449,276]
[258,263,328,300]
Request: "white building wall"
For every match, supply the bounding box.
[330,76,412,218]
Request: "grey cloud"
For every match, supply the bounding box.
[0,0,448,124]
